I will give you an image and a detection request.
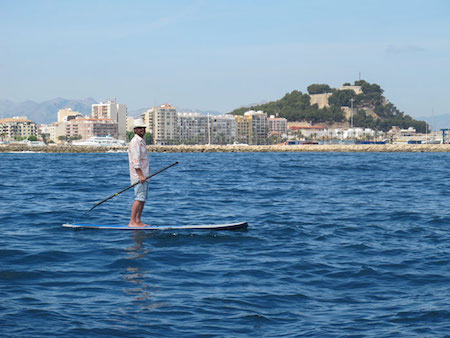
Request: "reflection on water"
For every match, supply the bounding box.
[126,231,149,258]
[121,232,165,308]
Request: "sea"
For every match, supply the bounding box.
[0,151,449,337]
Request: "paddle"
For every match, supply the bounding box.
[82,161,179,216]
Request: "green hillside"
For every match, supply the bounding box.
[229,80,428,133]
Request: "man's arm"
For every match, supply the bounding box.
[135,168,146,183]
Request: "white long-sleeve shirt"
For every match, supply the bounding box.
[128,134,150,183]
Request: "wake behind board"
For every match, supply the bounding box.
[62,222,248,231]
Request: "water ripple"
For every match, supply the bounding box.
[1,152,450,336]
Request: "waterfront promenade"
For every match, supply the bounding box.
[2,144,450,153]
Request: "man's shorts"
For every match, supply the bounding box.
[134,181,148,202]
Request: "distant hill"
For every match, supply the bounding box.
[0,97,98,124]
[229,80,428,133]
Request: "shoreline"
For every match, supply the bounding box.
[2,144,450,153]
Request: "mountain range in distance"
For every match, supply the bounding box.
[0,97,448,130]
[0,97,98,124]
[0,98,222,124]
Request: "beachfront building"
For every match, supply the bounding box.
[287,123,327,140]
[177,112,211,144]
[246,110,269,145]
[47,123,64,143]
[141,104,177,145]
[234,110,269,145]
[343,128,374,139]
[268,115,288,137]
[325,128,345,140]
[267,115,287,144]
[235,114,252,144]
[126,116,136,132]
[63,118,118,141]
[91,98,127,139]
[212,114,236,145]
[38,124,55,141]
[140,109,153,131]
[57,108,82,122]
[0,116,37,140]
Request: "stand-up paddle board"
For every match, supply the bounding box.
[62,222,248,231]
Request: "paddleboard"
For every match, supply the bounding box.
[62,222,248,231]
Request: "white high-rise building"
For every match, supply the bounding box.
[91,98,127,139]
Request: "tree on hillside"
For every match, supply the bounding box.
[228,90,311,120]
[227,81,427,130]
[307,84,333,95]
[328,89,356,107]
[353,110,374,128]
[354,80,383,95]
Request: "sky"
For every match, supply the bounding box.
[0,0,449,118]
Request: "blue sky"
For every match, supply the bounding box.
[0,0,449,118]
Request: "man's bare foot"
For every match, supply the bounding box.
[128,222,150,227]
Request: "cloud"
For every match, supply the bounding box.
[386,44,425,54]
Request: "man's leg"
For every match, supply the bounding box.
[129,200,147,226]
[129,181,149,227]
[135,200,145,224]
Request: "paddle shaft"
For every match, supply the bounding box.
[85,161,179,214]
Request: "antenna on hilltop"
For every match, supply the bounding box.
[358,72,361,81]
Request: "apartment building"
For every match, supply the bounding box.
[141,104,177,145]
[0,116,37,140]
[212,114,236,145]
[57,108,81,122]
[126,116,136,132]
[268,115,288,137]
[235,114,252,144]
[91,98,127,139]
[136,106,269,145]
[177,112,211,144]
[64,118,118,141]
[240,110,269,145]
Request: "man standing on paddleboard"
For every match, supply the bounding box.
[128,118,150,227]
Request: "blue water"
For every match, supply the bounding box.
[1,152,449,337]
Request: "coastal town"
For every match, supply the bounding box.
[0,85,445,148]
[0,105,444,148]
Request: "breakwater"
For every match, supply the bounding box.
[2,143,450,153]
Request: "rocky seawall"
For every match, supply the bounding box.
[2,144,450,153]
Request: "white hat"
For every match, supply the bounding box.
[133,118,146,128]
